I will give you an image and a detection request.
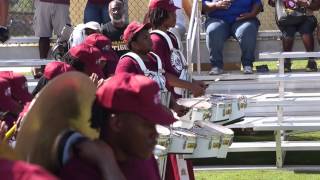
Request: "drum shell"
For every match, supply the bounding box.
[217,134,234,158]
[185,135,221,159]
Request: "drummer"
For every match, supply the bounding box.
[145,0,206,100]
[115,21,193,115]
[32,61,74,96]
[0,72,32,128]
[60,73,176,180]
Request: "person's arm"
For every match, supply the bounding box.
[202,0,232,14]
[166,72,205,97]
[183,0,192,19]
[236,2,263,21]
[0,0,8,26]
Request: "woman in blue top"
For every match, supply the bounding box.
[203,0,263,75]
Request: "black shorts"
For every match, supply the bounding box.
[277,16,317,38]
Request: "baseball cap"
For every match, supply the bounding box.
[0,77,21,113]
[84,33,115,62]
[122,21,152,43]
[0,71,32,104]
[44,61,74,80]
[96,73,176,125]
[69,44,105,78]
[84,21,101,31]
[149,0,180,12]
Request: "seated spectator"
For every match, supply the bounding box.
[268,0,320,72]
[171,0,192,39]
[83,33,119,77]
[202,0,263,75]
[69,21,101,48]
[101,0,129,57]
[83,0,110,24]
[60,73,176,180]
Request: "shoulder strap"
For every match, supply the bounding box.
[120,52,149,75]
[149,52,163,73]
[150,30,174,51]
[167,29,182,50]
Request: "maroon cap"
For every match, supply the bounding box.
[0,77,20,113]
[84,33,112,50]
[44,61,74,80]
[149,0,179,12]
[96,73,176,125]
[69,44,105,78]
[122,21,152,43]
[0,71,32,104]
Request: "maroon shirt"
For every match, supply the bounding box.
[40,0,70,5]
[115,53,159,75]
[60,156,161,180]
[0,159,57,180]
[87,0,109,5]
[150,32,181,98]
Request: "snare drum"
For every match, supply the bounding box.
[168,129,197,154]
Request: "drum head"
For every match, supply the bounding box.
[177,98,211,109]
[15,72,98,173]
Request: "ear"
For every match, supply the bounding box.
[108,113,124,132]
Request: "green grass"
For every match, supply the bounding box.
[253,59,320,71]
[195,170,320,180]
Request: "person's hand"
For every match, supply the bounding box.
[172,103,189,117]
[75,140,126,180]
[0,121,8,141]
[0,26,10,43]
[97,79,105,88]
[215,0,232,10]
[190,83,206,97]
[236,12,256,21]
[89,73,99,86]
[296,0,311,8]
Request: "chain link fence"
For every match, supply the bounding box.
[7,0,320,36]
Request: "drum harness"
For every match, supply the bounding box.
[121,52,171,107]
[150,30,191,98]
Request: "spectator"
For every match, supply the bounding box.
[33,0,71,78]
[0,0,9,43]
[202,0,263,75]
[60,73,176,180]
[69,21,101,48]
[171,0,192,39]
[269,0,320,72]
[101,0,129,57]
[84,0,111,24]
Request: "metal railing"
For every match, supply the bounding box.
[186,0,201,75]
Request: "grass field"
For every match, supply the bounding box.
[195,170,320,180]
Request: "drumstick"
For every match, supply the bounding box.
[189,98,210,109]
[4,124,16,141]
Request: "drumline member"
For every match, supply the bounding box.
[60,73,176,180]
[145,0,208,179]
[83,33,120,78]
[0,72,32,128]
[145,0,206,100]
[32,61,74,96]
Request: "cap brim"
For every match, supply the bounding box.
[138,104,176,126]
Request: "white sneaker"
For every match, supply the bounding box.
[209,67,223,75]
[243,66,253,74]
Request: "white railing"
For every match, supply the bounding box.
[186,0,201,75]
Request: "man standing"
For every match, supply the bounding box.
[101,0,129,57]
[0,0,9,43]
[33,0,71,77]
